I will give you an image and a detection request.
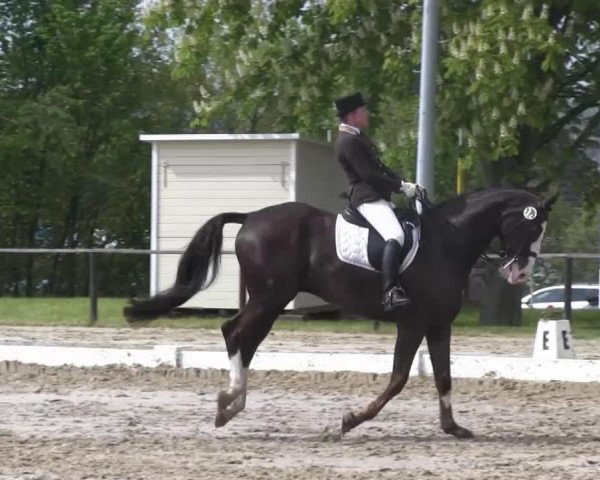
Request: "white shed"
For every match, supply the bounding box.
[140,133,347,311]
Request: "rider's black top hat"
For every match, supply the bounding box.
[334,92,367,118]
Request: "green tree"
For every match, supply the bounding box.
[439,0,600,203]
[0,0,193,296]
[153,0,600,201]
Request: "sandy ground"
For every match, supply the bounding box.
[1,327,600,479]
[1,325,600,358]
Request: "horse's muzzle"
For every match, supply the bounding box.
[499,262,530,284]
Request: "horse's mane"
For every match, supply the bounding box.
[431,186,541,217]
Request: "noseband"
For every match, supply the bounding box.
[481,248,536,270]
[497,245,538,270]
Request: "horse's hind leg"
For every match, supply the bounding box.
[215,296,289,427]
[341,321,424,434]
[214,351,248,428]
[426,322,474,439]
[214,310,246,425]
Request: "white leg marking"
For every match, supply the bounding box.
[441,393,452,409]
[228,350,248,397]
[216,350,249,424]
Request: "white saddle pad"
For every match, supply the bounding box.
[334,215,420,273]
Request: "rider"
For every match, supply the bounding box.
[334,91,418,312]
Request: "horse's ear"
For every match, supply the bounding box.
[541,193,558,210]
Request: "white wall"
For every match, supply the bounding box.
[155,140,291,309]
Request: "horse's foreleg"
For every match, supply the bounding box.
[341,322,424,434]
[426,322,474,439]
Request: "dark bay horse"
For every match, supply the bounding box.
[125,186,555,438]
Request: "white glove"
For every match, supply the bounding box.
[400,181,418,198]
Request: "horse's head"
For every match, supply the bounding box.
[497,193,557,284]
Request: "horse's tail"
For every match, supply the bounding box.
[124,212,247,323]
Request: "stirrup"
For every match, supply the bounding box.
[383,286,411,312]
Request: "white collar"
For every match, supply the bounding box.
[339,123,361,135]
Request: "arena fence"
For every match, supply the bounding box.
[0,248,234,325]
[0,249,598,325]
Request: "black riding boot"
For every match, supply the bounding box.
[382,239,411,312]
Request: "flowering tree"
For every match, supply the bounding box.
[153,0,600,203]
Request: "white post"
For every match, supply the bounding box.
[150,142,159,296]
[533,319,575,359]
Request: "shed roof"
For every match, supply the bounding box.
[140,133,302,142]
[139,133,330,147]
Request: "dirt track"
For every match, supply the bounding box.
[1,325,600,357]
[1,327,600,479]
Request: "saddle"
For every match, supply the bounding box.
[335,203,421,273]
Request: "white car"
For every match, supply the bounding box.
[521,284,600,310]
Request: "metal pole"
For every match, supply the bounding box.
[564,256,573,322]
[415,0,440,197]
[89,252,98,326]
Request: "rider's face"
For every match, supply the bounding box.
[351,106,369,130]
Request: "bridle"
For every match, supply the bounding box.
[480,204,548,269]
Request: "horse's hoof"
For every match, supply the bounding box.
[217,390,233,411]
[444,424,474,439]
[341,411,358,434]
[214,412,228,428]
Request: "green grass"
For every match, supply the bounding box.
[455,308,600,339]
[0,297,600,338]
[0,297,127,327]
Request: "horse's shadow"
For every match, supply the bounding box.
[340,433,600,446]
[212,429,600,447]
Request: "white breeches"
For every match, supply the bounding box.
[357,199,405,245]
